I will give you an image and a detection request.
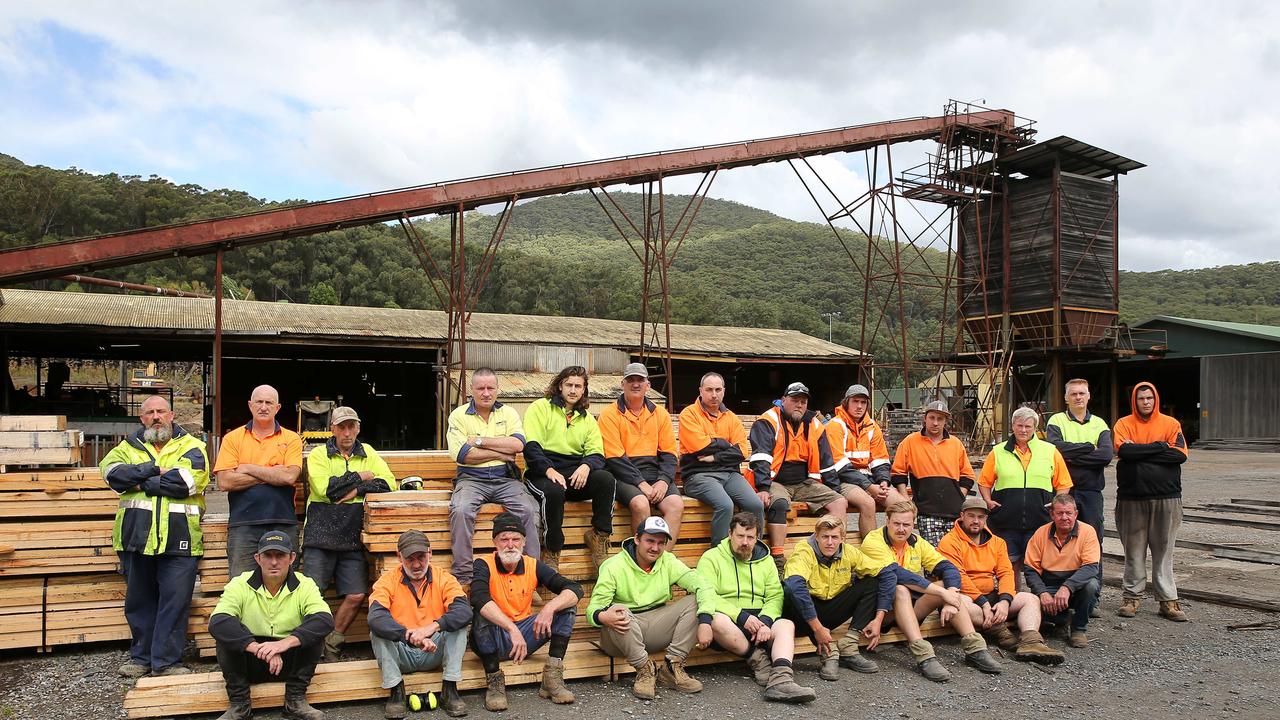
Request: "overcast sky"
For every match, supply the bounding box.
[1,1,1276,271]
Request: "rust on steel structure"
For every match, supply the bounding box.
[0,108,1028,440]
[57,274,212,298]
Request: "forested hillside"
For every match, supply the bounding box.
[3,154,1277,377]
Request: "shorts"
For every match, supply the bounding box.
[615,467,681,505]
[992,527,1036,563]
[769,480,841,510]
[301,547,368,596]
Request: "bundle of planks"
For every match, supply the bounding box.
[0,416,84,467]
[0,463,129,650]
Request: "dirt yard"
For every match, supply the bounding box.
[2,450,1278,720]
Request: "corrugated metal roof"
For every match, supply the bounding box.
[1138,315,1280,343]
[997,135,1145,179]
[0,289,861,361]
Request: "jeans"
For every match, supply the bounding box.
[370,630,468,687]
[682,471,765,546]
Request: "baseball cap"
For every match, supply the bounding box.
[331,406,360,425]
[397,529,431,556]
[637,516,673,539]
[783,382,811,398]
[257,530,293,554]
[844,384,871,399]
[623,362,650,379]
[960,496,990,514]
[924,400,951,416]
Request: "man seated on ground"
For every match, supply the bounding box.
[696,512,815,704]
[587,517,716,700]
[749,382,848,576]
[368,530,471,718]
[860,501,1004,680]
[471,513,582,711]
[302,406,396,661]
[1024,494,1102,649]
[826,384,908,537]
[598,363,684,539]
[889,400,975,546]
[209,531,331,720]
[938,497,1064,664]
[679,372,762,548]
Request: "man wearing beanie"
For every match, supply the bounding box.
[471,512,583,711]
[368,530,472,718]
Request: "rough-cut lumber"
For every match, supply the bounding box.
[0,489,118,518]
[0,430,83,448]
[0,416,66,431]
[1181,511,1280,531]
[0,467,103,491]
[0,446,82,465]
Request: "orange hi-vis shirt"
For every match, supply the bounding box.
[890,430,975,519]
[825,406,890,472]
[677,400,749,477]
[213,421,304,526]
[598,397,678,485]
[369,565,466,630]
[479,555,538,621]
[1023,521,1101,594]
[937,521,1016,604]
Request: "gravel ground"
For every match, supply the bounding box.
[3,451,1278,720]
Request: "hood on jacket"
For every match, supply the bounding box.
[1129,381,1162,421]
[951,518,994,547]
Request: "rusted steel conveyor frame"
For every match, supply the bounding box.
[0,111,1018,284]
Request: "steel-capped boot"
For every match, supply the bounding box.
[632,661,657,700]
[746,647,772,686]
[538,657,575,704]
[484,671,508,712]
[965,649,1004,674]
[763,665,817,704]
[584,528,611,572]
[1159,600,1188,622]
[917,657,952,683]
[1013,630,1064,665]
[282,692,325,720]
[441,680,467,717]
[984,622,1019,651]
[656,657,702,693]
[1117,597,1140,618]
[384,682,407,720]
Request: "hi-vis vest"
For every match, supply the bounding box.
[987,437,1055,531]
[100,427,210,556]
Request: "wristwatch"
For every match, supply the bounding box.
[475,437,484,447]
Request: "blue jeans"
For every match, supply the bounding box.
[682,471,765,546]
[120,552,199,670]
[473,610,576,660]
[371,630,468,687]
[1044,578,1101,631]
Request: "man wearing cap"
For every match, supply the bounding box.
[889,399,976,546]
[748,382,847,577]
[976,406,1074,582]
[209,531,332,720]
[587,516,716,700]
[826,384,908,537]
[472,512,582,711]
[938,497,1065,664]
[101,395,209,679]
[303,406,397,661]
[678,372,763,547]
[447,368,541,587]
[368,530,471,718]
[598,363,684,540]
[697,512,815,703]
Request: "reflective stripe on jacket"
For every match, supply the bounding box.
[100,426,209,556]
[747,406,839,489]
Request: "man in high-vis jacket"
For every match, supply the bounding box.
[1045,379,1113,543]
[303,406,395,661]
[101,395,210,679]
[748,382,847,577]
[825,384,908,537]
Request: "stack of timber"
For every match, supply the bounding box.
[1196,438,1280,453]
[0,463,129,650]
[0,416,84,467]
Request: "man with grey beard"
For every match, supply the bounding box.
[101,394,210,678]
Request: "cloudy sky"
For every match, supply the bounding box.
[1,1,1276,271]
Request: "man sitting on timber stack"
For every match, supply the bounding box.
[209,531,331,720]
[369,530,471,718]
[697,512,815,703]
[826,384,908,538]
[302,405,396,661]
[471,512,582,711]
[938,497,1064,664]
[587,516,716,700]
[679,372,762,548]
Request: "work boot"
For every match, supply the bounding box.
[763,665,817,704]
[384,682,408,720]
[537,550,561,602]
[746,647,773,686]
[282,692,325,720]
[818,648,841,681]
[1117,597,1140,618]
[584,528,611,572]
[484,670,508,711]
[657,657,703,693]
[917,657,951,683]
[1067,630,1089,648]
[965,649,1004,674]
[632,661,657,700]
[216,705,253,720]
[538,657,575,704]
[323,631,345,662]
[1159,600,1189,622]
[118,661,149,679]
[1090,605,1103,618]
[773,554,787,580]
[1013,630,1064,665]
[984,622,1020,651]
[441,680,467,717]
[838,651,879,674]
[153,664,192,676]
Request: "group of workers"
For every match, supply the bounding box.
[100,365,1190,718]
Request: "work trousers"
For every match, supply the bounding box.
[226,523,298,580]
[371,630,468,688]
[1116,497,1182,601]
[215,637,322,703]
[598,594,699,670]
[449,478,540,584]
[527,468,616,552]
[783,575,879,655]
[682,470,765,547]
[473,609,576,660]
[1042,578,1101,631]
[120,551,199,671]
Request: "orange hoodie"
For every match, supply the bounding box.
[1112,382,1188,500]
[937,520,1016,604]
